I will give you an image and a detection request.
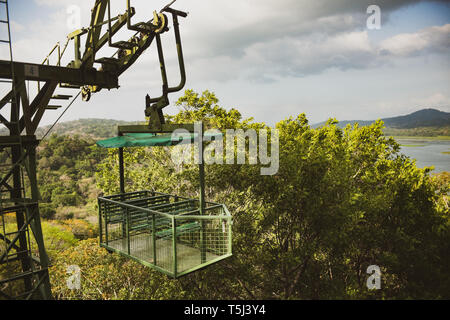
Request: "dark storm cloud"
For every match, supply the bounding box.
[181,0,450,82]
[189,0,448,57]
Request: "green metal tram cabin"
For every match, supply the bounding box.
[96,130,233,278]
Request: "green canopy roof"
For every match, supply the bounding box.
[96,132,222,149]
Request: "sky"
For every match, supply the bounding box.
[1,0,450,127]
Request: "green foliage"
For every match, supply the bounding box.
[59,219,98,240]
[4,91,445,300]
[37,134,107,215]
[40,203,56,219]
[30,220,97,275]
[50,239,189,300]
[93,90,450,300]
[40,221,79,260]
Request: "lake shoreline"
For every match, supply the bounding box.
[388,135,450,141]
[393,137,450,173]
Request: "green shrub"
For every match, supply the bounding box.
[40,203,56,219]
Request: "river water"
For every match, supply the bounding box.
[397,139,450,173]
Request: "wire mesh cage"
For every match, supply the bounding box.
[98,190,232,278]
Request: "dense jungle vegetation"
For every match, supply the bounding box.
[1,90,449,300]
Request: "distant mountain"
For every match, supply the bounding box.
[33,118,143,139]
[312,108,450,129]
[1,109,449,139]
[0,118,143,139]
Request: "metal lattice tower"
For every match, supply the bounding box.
[0,0,193,299]
[0,0,52,300]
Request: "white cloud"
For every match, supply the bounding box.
[244,31,375,78]
[10,20,25,33]
[413,93,450,110]
[2,0,449,126]
[10,0,446,82]
[379,24,450,56]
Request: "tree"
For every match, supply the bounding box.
[50,239,189,300]
[94,89,449,299]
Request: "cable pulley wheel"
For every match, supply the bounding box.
[153,12,168,34]
[81,86,91,102]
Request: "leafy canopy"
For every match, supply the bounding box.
[88,89,450,299]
